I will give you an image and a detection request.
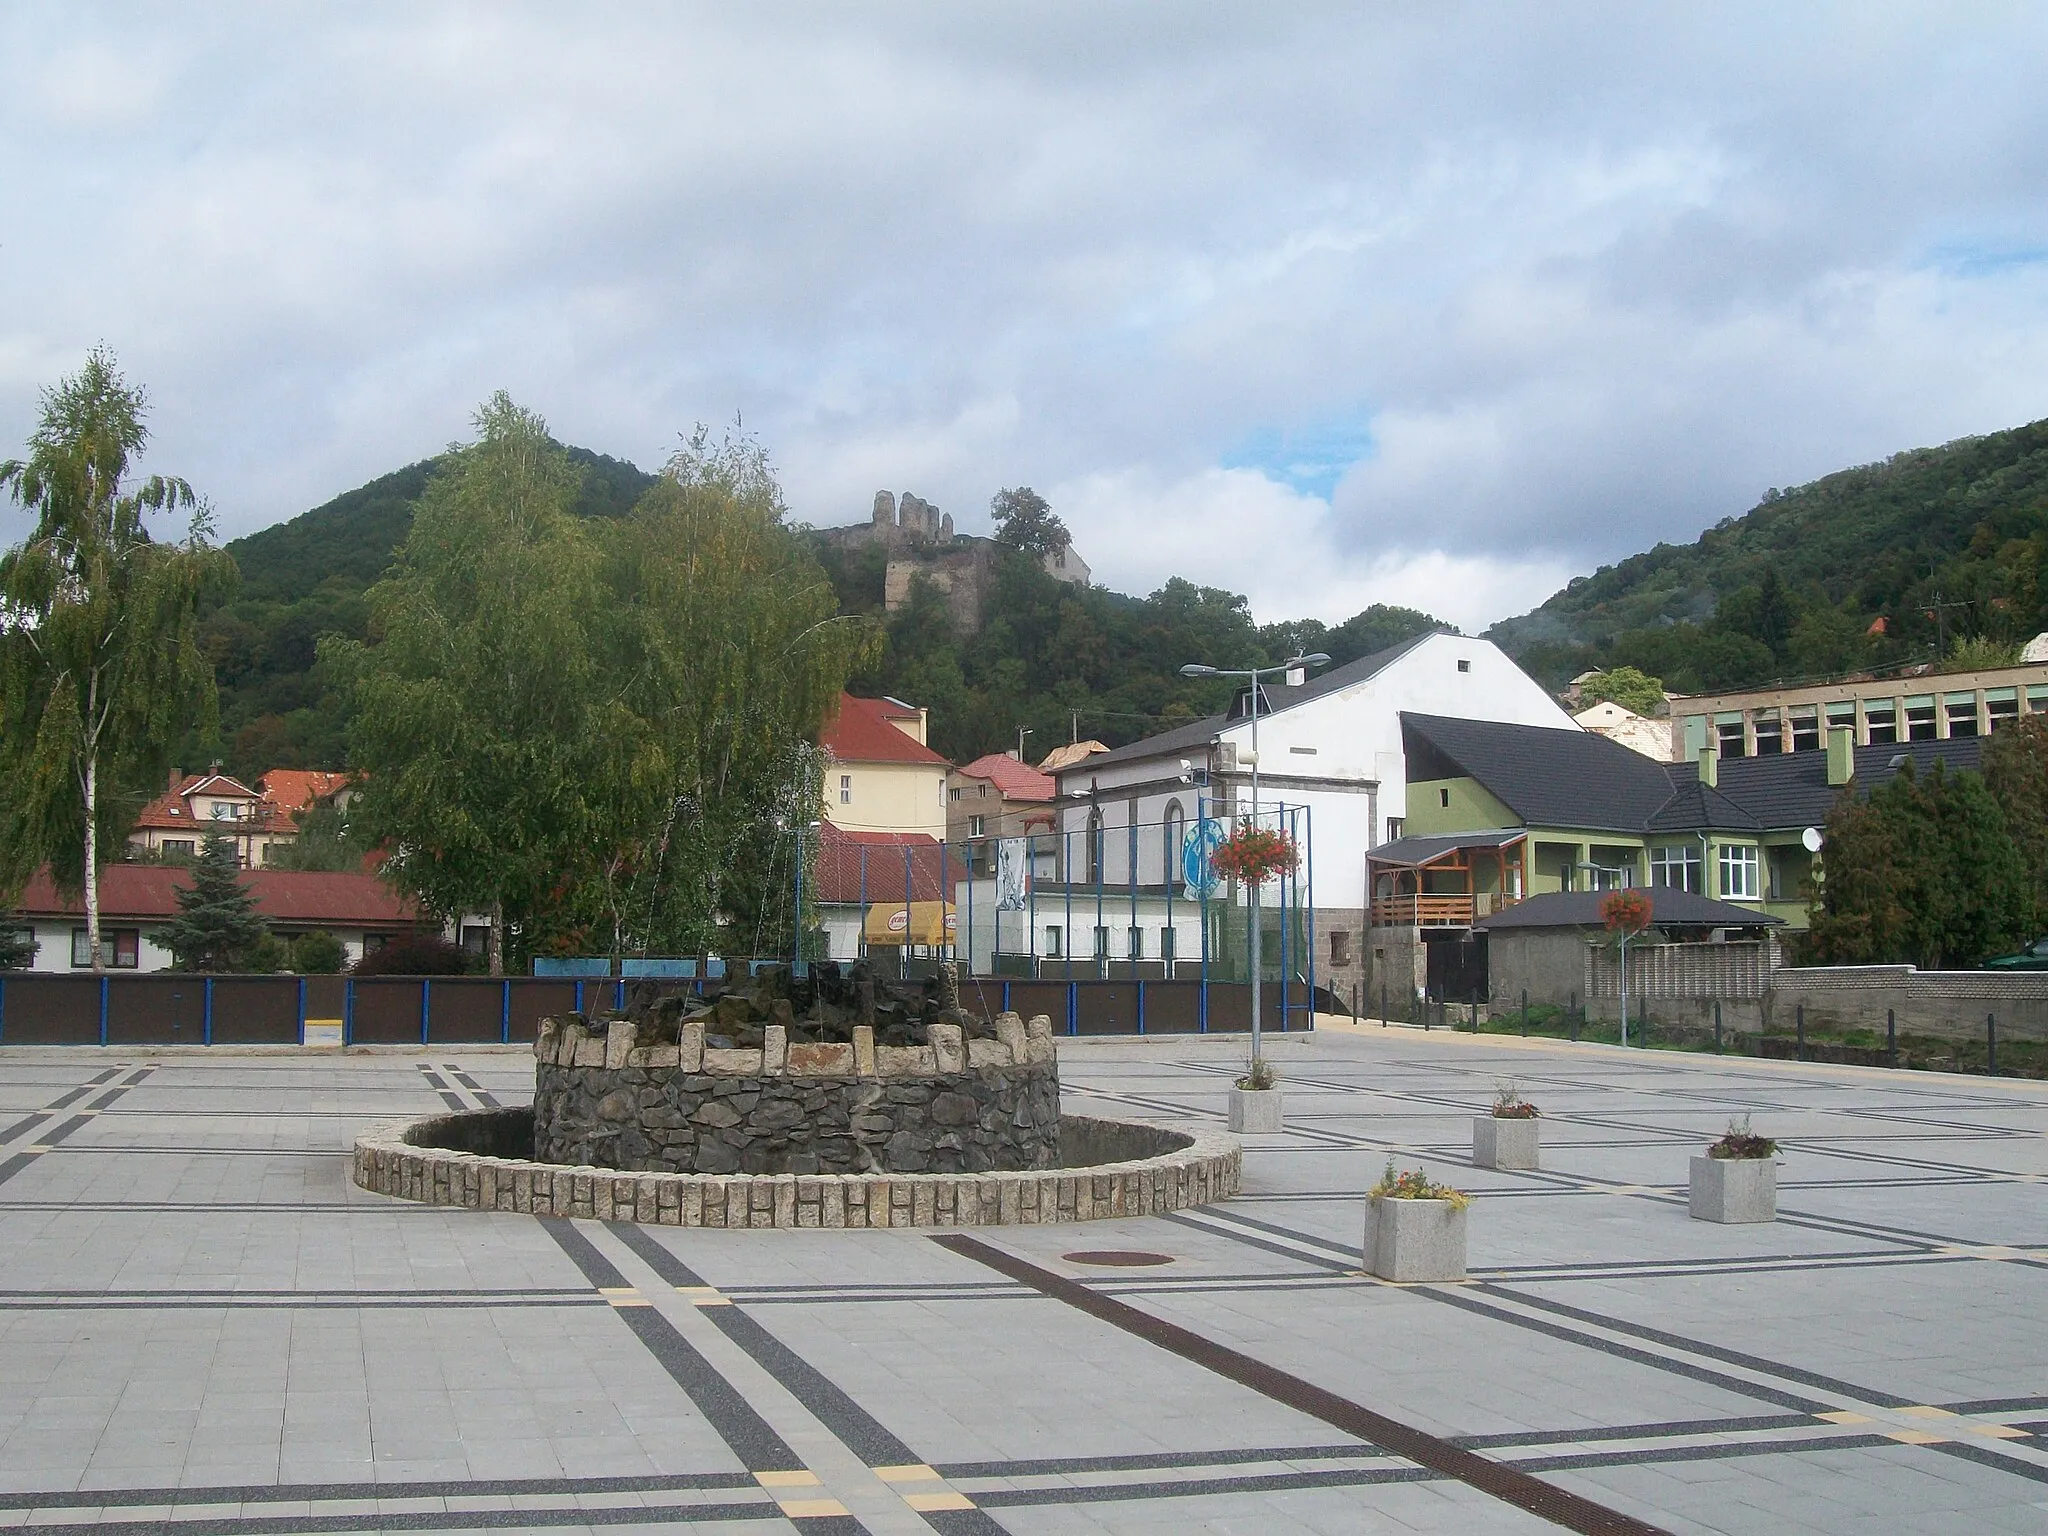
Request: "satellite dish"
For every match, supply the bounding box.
[1801,827,1823,853]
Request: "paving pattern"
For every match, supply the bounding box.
[0,1028,2044,1534]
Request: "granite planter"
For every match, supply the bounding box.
[1689,1154,1776,1223]
[1362,1196,1467,1282]
[1227,1086,1283,1133]
[1472,1116,1540,1170]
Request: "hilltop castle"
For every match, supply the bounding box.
[815,490,1089,631]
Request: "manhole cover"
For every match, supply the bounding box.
[1061,1250,1176,1267]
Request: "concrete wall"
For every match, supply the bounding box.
[1486,930,1592,1010]
[1766,965,2048,1043]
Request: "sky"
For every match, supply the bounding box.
[6,5,2048,634]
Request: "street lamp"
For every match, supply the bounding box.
[1178,651,1332,1066]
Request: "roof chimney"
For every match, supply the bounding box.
[1826,726,1855,787]
[1696,745,1718,789]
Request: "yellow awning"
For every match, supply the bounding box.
[862,900,956,945]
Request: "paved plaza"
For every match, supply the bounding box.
[0,1028,2044,1534]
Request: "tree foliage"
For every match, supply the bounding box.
[327,405,870,971]
[159,833,270,972]
[1983,714,2048,933]
[989,486,1070,557]
[1577,666,1665,715]
[0,349,236,968]
[1805,762,2033,968]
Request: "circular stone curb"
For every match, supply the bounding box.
[352,1108,1239,1228]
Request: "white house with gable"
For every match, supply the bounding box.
[1048,632,1577,1000]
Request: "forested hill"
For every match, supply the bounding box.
[196,449,1450,775]
[1489,417,2048,695]
[202,447,656,769]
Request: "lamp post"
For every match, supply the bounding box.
[1179,652,1331,1066]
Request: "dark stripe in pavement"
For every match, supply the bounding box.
[538,1219,812,1480]
[0,1500,781,1535]
[0,1067,153,1188]
[608,1222,1008,1534]
[933,1232,1668,1536]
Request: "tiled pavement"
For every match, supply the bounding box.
[0,1030,2044,1534]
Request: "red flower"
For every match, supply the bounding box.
[1212,826,1300,886]
[1600,888,1653,935]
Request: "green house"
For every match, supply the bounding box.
[1373,713,1990,935]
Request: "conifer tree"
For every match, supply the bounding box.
[161,834,269,972]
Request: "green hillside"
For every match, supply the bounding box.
[193,451,1449,777]
[200,447,656,771]
[1490,417,2048,694]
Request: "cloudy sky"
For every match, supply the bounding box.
[6,5,2048,632]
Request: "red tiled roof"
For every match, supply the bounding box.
[12,865,422,927]
[812,824,963,905]
[955,753,1054,801]
[819,694,949,766]
[133,772,279,833]
[260,769,353,822]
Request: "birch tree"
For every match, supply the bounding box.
[0,349,234,968]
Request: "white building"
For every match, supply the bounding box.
[1050,632,1578,998]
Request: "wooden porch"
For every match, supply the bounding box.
[1368,831,1527,930]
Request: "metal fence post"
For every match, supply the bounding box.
[1886,1007,1897,1068]
[1136,980,1146,1035]
[297,977,306,1046]
[1423,992,1431,1032]
[1569,990,1579,1044]
[1521,989,1528,1037]
[501,979,512,1045]
[420,978,431,1046]
[1987,1012,1997,1077]
[99,975,109,1046]
[1380,979,1387,1027]
[344,977,355,1044]
[1796,1002,1805,1062]
[1713,998,1722,1054]
[204,976,215,1046]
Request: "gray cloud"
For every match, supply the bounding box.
[4,4,2047,628]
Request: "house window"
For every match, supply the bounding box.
[6,928,35,967]
[839,774,853,804]
[1716,718,1747,758]
[1159,927,1176,961]
[977,783,987,797]
[459,924,491,955]
[1163,800,1185,885]
[949,787,961,801]
[1988,691,2020,730]
[161,839,195,858]
[1093,926,1109,959]
[1127,926,1143,960]
[1043,925,1062,957]
[1766,847,1809,902]
[1438,787,1450,808]
[1385,818,1403,841]
[1457,658,1471,672]
[259,842,281,866]
[1753,715,1783,755]
[1718,844,1760,901]
[1330,930,1352,967]
[1789,709,1820,753]
[1945,695,1980,737]
[71,928,139,968]
[968,815,985,837]
[1864,700,1897,745]
[1905,698,1937,741]
[1650,845,1703,894]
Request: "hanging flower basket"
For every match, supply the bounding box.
[1600,888,1653,935]
[1212,826,1300,886]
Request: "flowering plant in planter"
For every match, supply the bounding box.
[1212,826,1300,886]
[1237,1056,1278,1091]
[1369,1160,1470,1209]
[1706,1115,1778,1160]
[1491,1083,1540,1119]
[1600,888,1653,935]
